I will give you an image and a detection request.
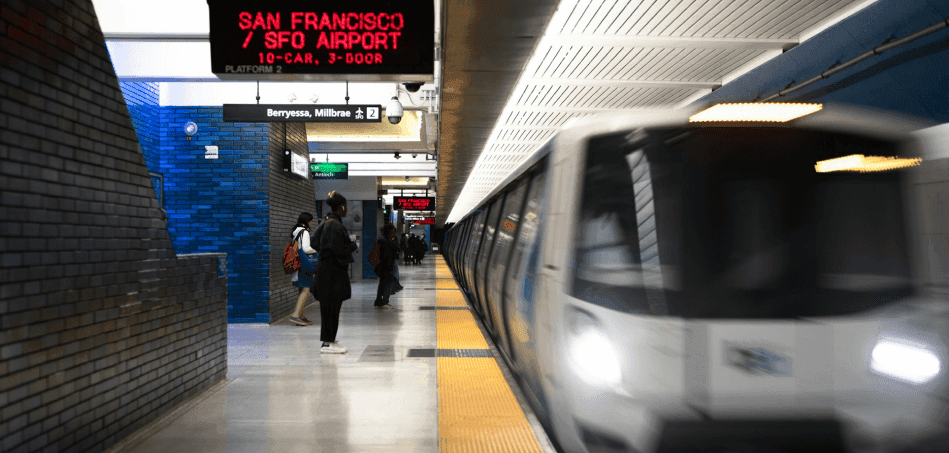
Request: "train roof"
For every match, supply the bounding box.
[559,103,934,145]
[449,103,934,228]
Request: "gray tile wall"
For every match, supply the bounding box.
[268,123,314,322]
[0,1,228,452]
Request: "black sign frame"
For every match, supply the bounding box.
[223,104,381,122]
[394,196,434,211]
[207,0,435,81]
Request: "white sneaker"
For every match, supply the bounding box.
[321,343,346,354]
[332,341,348,353]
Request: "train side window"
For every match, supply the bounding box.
[485,180,528,343]
[466,209,488,298]
[511,167,547,305]
[476,197,505,320]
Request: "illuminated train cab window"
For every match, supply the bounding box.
[207,0,435,79]
[574,127,914,319]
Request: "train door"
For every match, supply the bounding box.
[503,166,550,419]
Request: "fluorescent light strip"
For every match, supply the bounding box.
[690,103,822,123]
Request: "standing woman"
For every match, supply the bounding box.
[314,191,358,354]
[289,212,316,326]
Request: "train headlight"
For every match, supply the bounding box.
[871,339,941,384]
[566,309,622,386]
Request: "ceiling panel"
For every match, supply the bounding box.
[440,0,875,225]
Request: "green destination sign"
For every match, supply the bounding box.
[310,162,348,179]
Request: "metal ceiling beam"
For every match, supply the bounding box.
[544,35,797,50]
[527,77,721,89]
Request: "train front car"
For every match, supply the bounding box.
[543,104,949,453]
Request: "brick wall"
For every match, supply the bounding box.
[158,107,270,323]
[268,122,314,322]
[0,1,227,453]
[119,82,160,174]
[119,82,163,209]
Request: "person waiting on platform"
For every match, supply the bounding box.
[289,212,317,327]
[374,223,400,308]
[315,191,358,354]
[401,233,412,265]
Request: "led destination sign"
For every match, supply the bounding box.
[412,218,435,225]
[223,104,381,122]
[310,162,349,180]
[207,0,435,80]
[394,197,434,211]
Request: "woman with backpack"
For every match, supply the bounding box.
[314,191,358,354]
[289,212,317,327]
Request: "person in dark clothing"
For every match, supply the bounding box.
[411,234,425,265]
[374,224,400,308]
[419,233,429,263]
[400,233,411,265]
[314,190,358,354]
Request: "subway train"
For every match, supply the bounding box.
[441,103,949,453]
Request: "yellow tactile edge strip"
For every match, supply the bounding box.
[436,278,460,289]
[436,310,489,350]
[434,256,542,453]
[436,290,468,307]
[438,357,543,453]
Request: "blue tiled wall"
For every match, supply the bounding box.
[362,200,378,279]
[159,107,272,323]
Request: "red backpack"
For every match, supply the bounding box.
[368,242,382,268]
[282,230,305,274]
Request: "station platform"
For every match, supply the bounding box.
[105,255,555,453]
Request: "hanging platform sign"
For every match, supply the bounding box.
[311,162,349,179]
[412,217,435,225]
[394,196,434,211]
[223,104,381,122]
[207,0,435,81]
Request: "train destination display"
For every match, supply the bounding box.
[207,0,435,80]
[223,104,381,122]
[394,197,434,211]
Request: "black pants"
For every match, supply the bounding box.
[375,270,393,305]
[319,295,343,342]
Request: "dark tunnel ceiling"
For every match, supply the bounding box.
[436,0,560,227]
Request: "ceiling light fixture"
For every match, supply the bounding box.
[689,103,822,123]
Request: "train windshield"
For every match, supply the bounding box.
[572,127,915,319]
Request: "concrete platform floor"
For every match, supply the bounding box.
[111,259,446,453]
[105,256,554,453]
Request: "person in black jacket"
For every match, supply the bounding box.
[314,191,358,354]
[374,223,400,308]
[400,233,411,265]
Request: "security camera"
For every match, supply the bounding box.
[412,153,418,158]
[402,82,424,93]
[394,152,401,159]
[386,96,403,124]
